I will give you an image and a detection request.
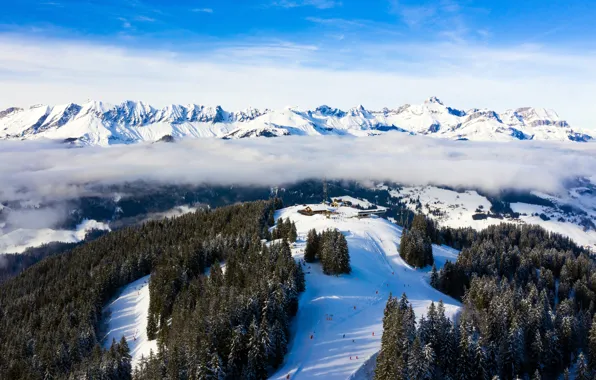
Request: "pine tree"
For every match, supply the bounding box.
[209,352,226,380]
[577,352,591,380]
[246,318,267,380]
[259,314,273,365]
[288,222,297,243]
[530,329,543,372]
[532,369,541,380]
[506,322,525,378]
[422,343,436,380]
[408,337,425,379]
[118,336,132,379]
[304,229,318,263]
[457,321,472,380]
[147,313,158,340]
[589,314,596,370]
[226,327,246,379]
[375,295,401,380]
[474,340,488,380]
[270,320,288,368]
[336,232,351,274]
[430,264,439,288]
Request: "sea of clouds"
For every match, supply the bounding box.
[0,133,595,233]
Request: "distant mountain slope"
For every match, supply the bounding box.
[0,97,592,145]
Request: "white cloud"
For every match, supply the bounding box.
[271,0,341,9]
[0,35,595,129]
[191,8,213,13]
[0,135,594,206]
[135,15,156,22]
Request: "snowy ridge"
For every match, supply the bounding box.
[0,97,592,145]
[270,204,460,380]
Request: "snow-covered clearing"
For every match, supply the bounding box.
[0,219,109,254]
[101,274,157,369]
[270,205,460,380]
[392,186,596,250]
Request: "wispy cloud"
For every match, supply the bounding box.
[392,3,436,27]
[271,0,342,9]
[305,17,365,28]
[389,0,470,42]
[191,8,214,13]
[117,17,133,30]
[0,35,595,129]
[38,1,63,7]
[135,16,156,22]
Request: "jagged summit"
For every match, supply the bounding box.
[425,96,444,105]
[0,99,591,146]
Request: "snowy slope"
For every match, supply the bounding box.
[101,275,158,369]
[1,98,591,145]
[270,204,460,380]
[391,185,596,250]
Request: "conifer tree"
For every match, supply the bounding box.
[147,313,158,340]
[589,314,596,370]
[288,221,298,243]
[577,352,590,380]
[209,352,226,380]
[227,327,246,379]
[408,336,425,379]
[336,233,351,274]
[375,295,401,380]
[304,229,318,263]
[246,318,267,380]
[430,264,439,288]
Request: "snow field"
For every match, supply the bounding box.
[101,274,157,369]
[270,205,460,380]
[393,186,596,249]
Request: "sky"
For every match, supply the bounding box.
[1,0,596,129]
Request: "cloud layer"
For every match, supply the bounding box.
[1,135,595,206]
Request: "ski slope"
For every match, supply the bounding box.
[101,274,157,369]
[270,204,460,380]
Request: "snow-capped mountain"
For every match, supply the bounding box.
[0,97,592,146]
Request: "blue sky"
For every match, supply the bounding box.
[1,0,596,128]
[5,0,596,50]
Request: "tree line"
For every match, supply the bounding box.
[138,238,304,379]
[271,217,298,242]
[0,199,300,379]
[399,214,435,268]
[413,222,596,379]
[304,228,351,275]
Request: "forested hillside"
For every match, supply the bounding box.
[0,199,304,379]
[376,222,596,379]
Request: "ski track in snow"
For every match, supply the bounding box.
[101,274,157,369]
[270,205,461,380]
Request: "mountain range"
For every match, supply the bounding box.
[0,97,592,146]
